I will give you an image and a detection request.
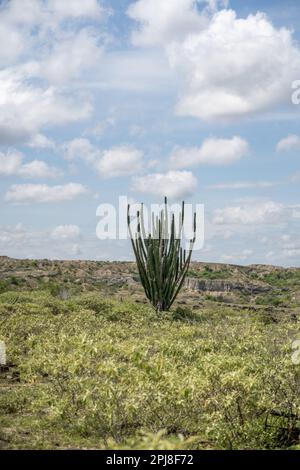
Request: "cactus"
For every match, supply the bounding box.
[127,197,196,312]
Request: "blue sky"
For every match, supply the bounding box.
[0,0,300,266]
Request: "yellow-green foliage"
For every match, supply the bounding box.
[0,290,299,450]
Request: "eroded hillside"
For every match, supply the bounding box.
[0,256,299,320]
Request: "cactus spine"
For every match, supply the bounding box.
[127,197,196,312]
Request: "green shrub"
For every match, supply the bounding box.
[0,280,10,293]
[172,306,200,322]
[255,295,285,307]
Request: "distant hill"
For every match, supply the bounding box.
[0,256,299,321]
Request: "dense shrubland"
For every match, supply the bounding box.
[0,289,299,450]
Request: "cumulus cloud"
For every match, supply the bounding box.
[1,0,104,26]
[127,0,206,47]
[94,146,144,178]
[0,151,23,176]
[172,10,300,120]
[51,225,81,240]
[170,136,249,168]
[0,0,106,144]
[46,0,103,20]
[63,139,144,178]
[0,68,92,145]
[0,222,84,259]
[37,29,103,85]
[27,133,56,149]
[129,3,300,120]
[5,183,87,204]
[0,21,25,67]
[0,150,61,179]
[277,134,300,152]
[18,160,62,179]
[132,170,197,199]
[213,201,290,225]
[63,138,98,163]
[0,223,27,246]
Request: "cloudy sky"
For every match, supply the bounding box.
[0,0,300,265]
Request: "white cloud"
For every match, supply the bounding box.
[276,134,300,152]
[94,146,144,178]
[0,0,107,144]
[170,136,249,168]
[18,160,62,179]
[213,201,288,225]
[51,225,81,240]
[0,150,61,179]
[172,10,300,120]
[0,0,105,71]
[0,69,92,144]
[47,0,103,20]
[127,0,206,47]
[5,183,87,204]
[27,133,56,149]
[37,29,103,85]
[0,151,23,176]
[132,170,197,199]
[63,138,98,163]
[1,0,104,35]
[129,3,300,120]
[63,140,144,178]
[0,222,84,259]
[0,223,27,246]
[0,21,25,67]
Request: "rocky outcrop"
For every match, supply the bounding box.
[185,277,272,294]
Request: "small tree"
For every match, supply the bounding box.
[127,197,196,312]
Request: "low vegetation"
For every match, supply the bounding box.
[188,265,231,280]
[0,287,299,450]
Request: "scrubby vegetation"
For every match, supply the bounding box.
[189,265,231,280]
[259,271,300,288]
[0,287,299,450]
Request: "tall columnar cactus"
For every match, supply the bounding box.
[127,197,196,312]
